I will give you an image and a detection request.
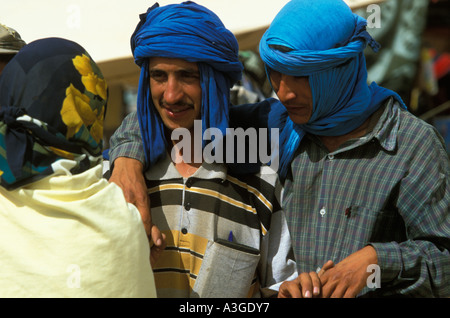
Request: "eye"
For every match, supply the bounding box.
[179,70,200,83]
[149,70,167,82]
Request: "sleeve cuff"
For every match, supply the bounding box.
[368,242,402,283]
[108,145,145,167]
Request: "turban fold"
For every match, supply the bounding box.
[259,0,406,181]
[131,1,243,169]
[0,38,107,189]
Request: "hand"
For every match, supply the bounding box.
[278,260,334,298]
[320,245,378,298]
[109,157,166,265]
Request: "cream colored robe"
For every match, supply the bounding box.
[0,160,156,297]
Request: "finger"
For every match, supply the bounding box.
[309,272,321,297]
[343,286,358,298]
[330,283,347,298]
[150,223,164,247]
[298,272,314,298]
[278,281,302,298]
[150,232,166,267]
[318,260,334,277]
[150,244,164,267]
[320,269,338,298]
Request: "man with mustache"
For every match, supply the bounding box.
[107,2,298,298]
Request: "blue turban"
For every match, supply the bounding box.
[259,0,406,181]
[131,1,243,169]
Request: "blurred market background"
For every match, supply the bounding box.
[2,0,449,154]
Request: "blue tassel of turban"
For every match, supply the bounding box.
[259,0,406,181]
[131,1,243,169]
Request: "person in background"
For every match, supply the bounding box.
[107,2,298,298]
[0,24,25,75]
[0,37,156,297]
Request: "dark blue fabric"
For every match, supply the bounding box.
[130,1,243,169]
[0,38,107,189]
[259,0,406,181]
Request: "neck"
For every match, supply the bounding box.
[167,127,202,177]
[318,117,371,153]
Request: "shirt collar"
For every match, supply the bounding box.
[306,97,401,154]
[370,97,401,152]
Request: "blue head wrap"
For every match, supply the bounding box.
[0,38,107,190]
[131,1,243,169]
[259,0,406,181]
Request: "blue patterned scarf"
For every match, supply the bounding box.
[259,0,406,181]
[0,38,107,189]
[130,1,243,169]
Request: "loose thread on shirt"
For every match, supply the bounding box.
[345,207,352,218]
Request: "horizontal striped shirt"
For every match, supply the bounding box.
[284,99,450,297]
[145,154,297,298]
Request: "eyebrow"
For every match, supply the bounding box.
[149,67,199,75]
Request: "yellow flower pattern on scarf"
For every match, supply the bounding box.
[73,54,107,100]
[60,54,107,143]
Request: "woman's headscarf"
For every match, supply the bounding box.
[259,0,406,181]
[0,37,107,190]
[130,1,243,169]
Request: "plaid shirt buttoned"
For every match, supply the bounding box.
[284,99,450,297]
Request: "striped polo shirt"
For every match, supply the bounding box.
[145,154,297,298]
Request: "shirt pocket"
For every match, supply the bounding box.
[191,239,260,298]
[344,205,403,246]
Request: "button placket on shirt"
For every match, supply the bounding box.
[318,153,336,218]
[180,178,192,238]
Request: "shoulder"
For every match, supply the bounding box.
[397,106,446,148]
[393,105,449,169]
[228,165,283,210]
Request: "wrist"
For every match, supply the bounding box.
[114,157,144,172]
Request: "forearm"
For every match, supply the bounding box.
[371,132,450,297]
[370,226,450,297]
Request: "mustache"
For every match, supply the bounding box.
[159,100,195,108]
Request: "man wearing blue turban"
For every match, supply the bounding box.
[259,0,449,298]
[108,1,297,298]
[109,0,449,298]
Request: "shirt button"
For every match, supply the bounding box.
[185,202,191,211]
[181,228,188,234]
[186,179,192,188]
[319,208,326,217]
[327,154,334,160]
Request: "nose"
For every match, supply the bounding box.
[276,74,297,103]
[163,75,183,104]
